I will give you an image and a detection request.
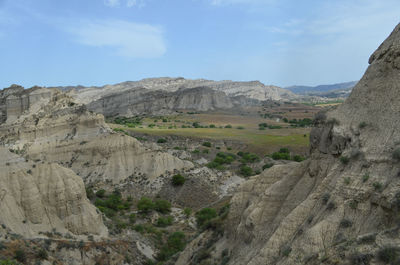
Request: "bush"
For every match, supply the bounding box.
[37,248,48,260]
[96,189,106,198]
[373,182,383,192]
[183,207,192,217]
[224,124,232,128]
[322,193,330,204]
[239,165,253,177]
[238,152,260,163]
[236,126,244,130]
[327,201,336,210]
[292,155,305,162]
[129,213,136,224]
[196,208,217,227]
[393,148,400,160]
[279,148,289,153]
[340,156,350,165]
[154,199,171,214]
[157,138,167,143]
[340,218,352,228]
[156,216,173,227]
[272,151,290,160]
[172,174,185,186]
[14,249,26,263]
[344,177,351,185]
[137,197,155,213]
[207,152,236,170]
[157,232,186,261]
[358,122,368,129]
[349,252,372,265]
[202,142,212,148]
[362,174,370,182]
[209,124,216,128]
[377,246,399,263]
[262,163,274,170]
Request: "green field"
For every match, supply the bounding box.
[112,125,310,155]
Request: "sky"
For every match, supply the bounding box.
[0,0,399,89]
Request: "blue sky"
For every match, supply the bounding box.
[0,0,399,88]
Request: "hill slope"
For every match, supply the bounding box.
[178,23,400,265]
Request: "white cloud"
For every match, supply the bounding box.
[67,20,166,58]
[126,0,146,8]
[104,0,120,7]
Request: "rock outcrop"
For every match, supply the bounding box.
[63,78,296,116]
[179,23,400,265]
[0,148,107,238]
[0,86,193,185]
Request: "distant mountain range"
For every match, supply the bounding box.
[286,81,357,95]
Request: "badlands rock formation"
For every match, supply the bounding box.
[63,78,295,116]
[0,86,193,185]
[178,23,400,265]
[0,148,107,238]
[0,85,194,241]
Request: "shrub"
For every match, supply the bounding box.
[196,208,217,227]
[129,213,136,224]
[157,232,186,261]
[236,126,244,130]
[239,165,253,177]
[224,124,232,128]
[156,216,173,227]
[172,174,185,186]
[393,148,400,160]
[362,174,370,182]
[344,177,351,185]
[157,138,167,143]
[96,189,106,198]
[86,187,95,200]
[340,218,353,228]
[262,163,274,170]
[154,199,171,214]
[209,124,216,128]
[327,201,336,210]
[183,207,192,217]
[292,155,305,162]
[281,245,292,257]
[137,197,154,213]
[358,122,368,129]
[238,152,260,163]
[349,200,358,210]
[279,148,289,153]
[202,142,212,148]
[322,193,330,204]
[357,233,376,244]
[340,156,350,165]
[272,151,290,160]
[373,182,383,192]
[377,246,399,263]
[37,248,48,260]
[14,249,26,263]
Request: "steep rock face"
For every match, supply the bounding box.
[66,78,296,116]
[0,85,56,124]
[196,23,400,265]
[0,148,107,237]
[87,86,236,116]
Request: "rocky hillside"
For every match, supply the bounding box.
[177,23,400,265]
[62,78,296,116]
